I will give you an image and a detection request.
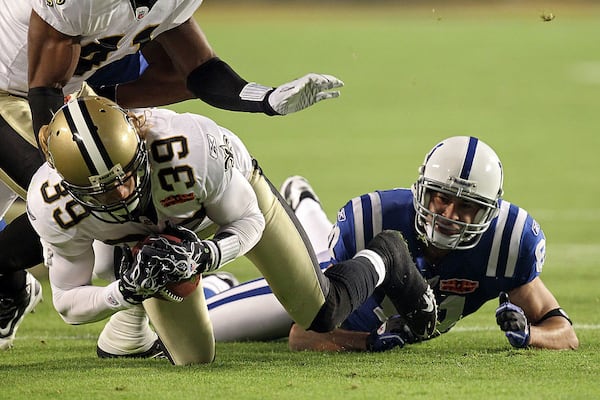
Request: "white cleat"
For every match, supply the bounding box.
[279,175,320,212]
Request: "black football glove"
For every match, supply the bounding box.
[366,315,418,352]
[495,291,530,348]
[162,224,220,273]
[117,244,169,305]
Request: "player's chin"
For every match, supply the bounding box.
[435,224,460,236]
[154,275,201,303]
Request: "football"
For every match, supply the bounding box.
[132,234,201,302]
[159,274,201,302]
[131,233,183,255]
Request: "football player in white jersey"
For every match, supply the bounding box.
[204,137,578,351]
[26,96,437,364]
[0,0,342,351]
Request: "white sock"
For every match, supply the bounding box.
[295,199,333,263]
[353,249,386,287]
[97,306,157,355]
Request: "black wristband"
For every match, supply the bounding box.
[28,87,64,149]
[186,57,278,115]
[538,308,572,325]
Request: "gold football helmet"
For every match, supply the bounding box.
[45,96,150,223]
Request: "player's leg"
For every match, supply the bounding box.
[245,166,387,332]
[281,175,436,338]
[143,285,215,365]
[89,242,161,358]
[0,93,45,349]
[204,175,334,342]
[92,242,236,359]
[279,175,332,262]
[96,306,164,359]
[248,166,436,335]
[245,167,328,329]
[207,276,294,342]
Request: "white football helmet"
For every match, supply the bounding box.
[412,136,503,250]
[45,96,150,223]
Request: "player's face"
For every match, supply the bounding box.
[92,174,137,206]
[427,191,481,236]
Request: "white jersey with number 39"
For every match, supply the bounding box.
[26,107,261,323]
[27,107,255,256]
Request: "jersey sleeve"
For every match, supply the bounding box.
[151,0,204,38]
[513,215,545,283]
[31,0,116,36]
[329,196,363,262]
[26,163,92,257]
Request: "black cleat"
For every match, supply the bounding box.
[366,230,438,340]
[97,338,169,360]
[403,285,437,340]
[0,272,43,350]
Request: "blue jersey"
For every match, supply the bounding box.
[87,52,149,88]
[332,188,546,334]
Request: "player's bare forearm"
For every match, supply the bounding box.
[115,41,194,107]
[115,68,193,108]
[155,18,215,78]
[529,317,579,350]
[506,279,578,350]
[288,323,369,352]
[28,11,79,89]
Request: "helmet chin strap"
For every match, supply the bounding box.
[425,222,461,250]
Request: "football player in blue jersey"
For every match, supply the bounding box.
[206,136,578,351]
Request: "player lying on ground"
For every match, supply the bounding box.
[27,96,437,364]
[204,136,578,351]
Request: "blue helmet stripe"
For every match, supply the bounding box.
[460,137,479,179]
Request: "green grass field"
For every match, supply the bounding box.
[3,2,600,399]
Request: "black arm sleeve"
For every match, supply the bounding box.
[186,57,278,115]
[28,86,64,149]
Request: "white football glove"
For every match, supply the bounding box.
[267,73,344,115]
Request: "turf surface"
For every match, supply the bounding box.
[3,2,600,399]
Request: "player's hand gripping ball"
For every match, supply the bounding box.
[132,234,201,302]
